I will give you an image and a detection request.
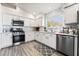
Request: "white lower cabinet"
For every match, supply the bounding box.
[35,32,56,49]
[35,32,44,43]
[25,32,34,42]
[47,34,56,49]
[2,33,12,48]
[42,33,56,49]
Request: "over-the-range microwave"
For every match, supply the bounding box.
[12,20,24,26]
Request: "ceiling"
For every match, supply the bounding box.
[18,3,65,15]
[1,3,74,16]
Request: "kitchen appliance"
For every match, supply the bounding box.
[56,34,74,56]
[77,24,79,56]
[11,20,25,45]
[12,20,24,26]
[63,27,69,34]
[77,11,79,56]
[12,28,25,44]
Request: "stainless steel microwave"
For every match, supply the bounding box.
[12,20,24,26]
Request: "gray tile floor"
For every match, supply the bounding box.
[32,41,64,56]
[0,41,64,56]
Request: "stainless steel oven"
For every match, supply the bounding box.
[11,28,25,45]
[13,32,25,43]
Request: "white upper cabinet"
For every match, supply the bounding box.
[30,20,35,26]
[2,13,20,26]
[24,18,31,26]
[33,18,43,27]
[64,4,78,24]
[35,19,42,26]
[13,15,20,20]
[2,13,12,25]
[19,16,25,21]
[2,13,22,26]
[2,13,44,27]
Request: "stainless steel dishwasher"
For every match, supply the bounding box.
[56,34,74,56]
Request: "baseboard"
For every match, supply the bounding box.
[25,40,35,43]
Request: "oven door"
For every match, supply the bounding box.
[13,35,25,43]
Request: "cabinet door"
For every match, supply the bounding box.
[30,20,35,26]
[34,19,42,27]
[36,33,56,49]
[64,4,78,24]
[2,33,12,48]
[25,32,34,42]
[24,18,31,26]
[47,34,56,49]
[35,32,39,41]
[40,33,47,44]
[13,15,20,20]
[35,32,45,43]
[43,34,50,46]
[20,17,25,21]
[2,14,13,25]
[18,17,28,26]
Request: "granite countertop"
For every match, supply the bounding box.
[56,33,77,37]
[25,31,78,37]
[34,31,52,33]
